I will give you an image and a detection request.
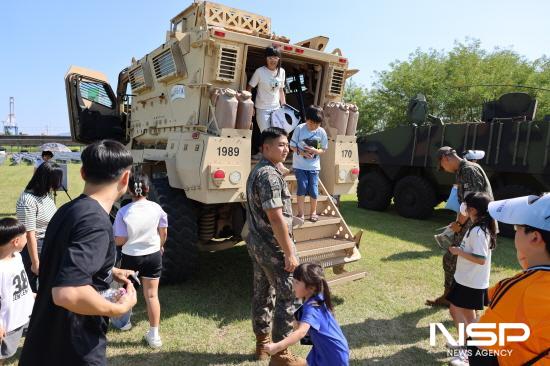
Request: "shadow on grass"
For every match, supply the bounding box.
[381,250,436,262]
[340,200,520,272]
[353,345,447,366]
[108,349,253,366]
[342,307,452,348]
[125,245,254,328]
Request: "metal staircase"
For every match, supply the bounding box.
[285,174,366,286]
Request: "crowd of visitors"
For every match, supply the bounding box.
[0,47,548,364]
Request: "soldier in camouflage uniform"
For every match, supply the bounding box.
[245,128,306,366]
[426,146,494,307]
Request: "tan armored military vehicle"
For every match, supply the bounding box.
[65,1,365,284]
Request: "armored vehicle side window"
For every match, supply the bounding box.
[173,19,186,32]
[79,81,113,108]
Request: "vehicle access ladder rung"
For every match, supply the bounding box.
[282,172,365,281]
[296,238,356,258]
[327,270,367,286]
[293,216,341,229]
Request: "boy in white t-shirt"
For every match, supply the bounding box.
[113,173,168,348]
[0,218,35,361]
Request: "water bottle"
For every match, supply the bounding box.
[100,287,127,303]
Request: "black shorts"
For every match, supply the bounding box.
[121,251,162,279]
[446,280,488,310]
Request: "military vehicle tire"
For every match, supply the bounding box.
[393,176,436,219]
[357,171,392,211]
[494,184,533,238]
[148,178,199,284]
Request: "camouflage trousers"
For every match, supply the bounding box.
[247,241,295,342]
[443,220,472,291]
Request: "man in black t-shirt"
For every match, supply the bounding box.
[20,140,138,366]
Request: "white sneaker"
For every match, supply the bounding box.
[449,348,469,366]
[449,357,469,366]
[144,332,162,348]
[119,322,132,331]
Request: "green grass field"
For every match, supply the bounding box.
[0,164,519,365]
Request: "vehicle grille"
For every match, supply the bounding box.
[329,68,345,96]
[216,46,239,82]
[129,66,145,91]
[153,50,176,80]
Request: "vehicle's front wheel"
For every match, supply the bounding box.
[148,178,199,284]
[393,175,436,219]
[357,171,392,211]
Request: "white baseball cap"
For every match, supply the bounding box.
[488,194,550,231]
[463,150,485,161]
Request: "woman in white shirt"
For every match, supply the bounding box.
[113,172,168,348]
[247,46,287,133]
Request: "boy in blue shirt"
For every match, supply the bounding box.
[290,105,328,223]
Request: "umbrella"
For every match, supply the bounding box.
[37,142,71,153]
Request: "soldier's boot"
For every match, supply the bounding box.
[268,348,307,366]
[425,288,451,307]
[255,333,272,361]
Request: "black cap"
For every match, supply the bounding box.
[436,146,456,170]
[265,46,281,58]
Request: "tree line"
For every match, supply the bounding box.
[344,39,550,135]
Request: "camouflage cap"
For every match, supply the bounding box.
[436,146,456,170]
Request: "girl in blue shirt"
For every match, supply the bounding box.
[264,263,350,366]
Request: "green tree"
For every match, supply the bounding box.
[347,39,549,135]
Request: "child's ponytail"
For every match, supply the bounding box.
[129,171,151,197]
[320,278,334,312]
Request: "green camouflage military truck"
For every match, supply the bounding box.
[357,92,550,236]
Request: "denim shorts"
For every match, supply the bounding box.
[295,169,319,198]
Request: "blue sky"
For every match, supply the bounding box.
[1,0,548,134]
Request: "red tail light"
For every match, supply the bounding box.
[339,58,347,64]
[351,168,360,175]
[213,170,226,179]
[283,45,293,51]
[295,48,304,54]
[214,30,226,37]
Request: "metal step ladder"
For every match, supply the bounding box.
[285,174,366,286]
